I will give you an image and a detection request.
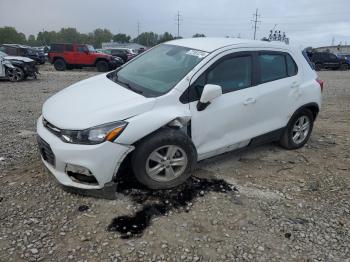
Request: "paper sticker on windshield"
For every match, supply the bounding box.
[186,50,209,59]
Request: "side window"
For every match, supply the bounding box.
[259,53,287,83]
[187,55,252,101]
[5,47,17,55]
[286,54,298,76]
[77,45,85,53]
[65,44,73,52]
[207,56,252,93]
[51,44,63,52]
[329,54,337,60]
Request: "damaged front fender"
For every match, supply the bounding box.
[116,106,192,145]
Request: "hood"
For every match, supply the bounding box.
[4,56,34,63]
[43,74,156,129]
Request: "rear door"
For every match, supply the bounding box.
[254,51,300,133]
[63,44,75,64]
[323,53,339,68]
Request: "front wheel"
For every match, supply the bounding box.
[96,60,109,72]
[315,63,323,71]
[340,64,349,71]
[280,109,314,150]
[131,128,197,189]
[6,66,25,82]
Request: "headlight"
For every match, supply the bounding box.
[60,121,127,145]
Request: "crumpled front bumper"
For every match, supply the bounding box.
[24,62,39,78]
[36,115,133,198]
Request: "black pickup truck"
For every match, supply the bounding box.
[309,52,348,71]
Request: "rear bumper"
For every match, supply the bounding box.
[36,116,133,192]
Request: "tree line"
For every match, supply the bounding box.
[0,26,205,48]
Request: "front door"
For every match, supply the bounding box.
[75,45,94,65]
[189,52,261,159]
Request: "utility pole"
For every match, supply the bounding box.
[137,21,140,43]
[251,9,261,40]
[176,11,181,38]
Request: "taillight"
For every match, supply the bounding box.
[316,78,324,92]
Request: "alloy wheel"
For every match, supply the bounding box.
[7,67,24,82]
[292,116,311,144]
[146,145,188,182]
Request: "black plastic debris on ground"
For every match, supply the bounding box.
[78,205,89,212]
[107,175,237,239]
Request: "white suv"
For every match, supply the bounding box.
[37,38,323,195]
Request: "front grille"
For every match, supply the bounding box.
[37,135,55,167]
[43,118,61,137]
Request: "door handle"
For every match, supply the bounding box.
[243,98,256,105]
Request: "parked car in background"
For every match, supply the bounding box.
[103,48,137,63]
[96,49,125,65]
[1,44,45,65]
[37,38,323,197]
[0,50,38,81]
[336,53,350,66]
[308,51,348,71]
[48,43,122,72]
[33,46,50,61]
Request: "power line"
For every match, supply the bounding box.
[251,9,261,40]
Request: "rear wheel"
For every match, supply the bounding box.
[131,128,197,189]
[96,60,109,72]
[53,59,66,71]
[6,66,25,82]
[315,63,323,71]
[280,109,314,150]
[340,64,349,71]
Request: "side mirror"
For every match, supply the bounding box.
[84,49,89,54]
[197,84,222,111]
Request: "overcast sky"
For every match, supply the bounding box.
[1,0,349,48]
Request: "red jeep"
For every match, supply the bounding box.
[48,43,123,72]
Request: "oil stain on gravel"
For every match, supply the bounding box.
[107,175,238,239]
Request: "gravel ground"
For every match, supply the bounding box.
[0,66,349,261]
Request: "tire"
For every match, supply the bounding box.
[6,66,25,82]
[54,59,66,71]
[279,109,314,150]
[96,60,109,72]
[340,64,348,71]
[131,128,197,189]
[315,63,323,71]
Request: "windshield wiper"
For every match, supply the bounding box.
[114,72,143,94]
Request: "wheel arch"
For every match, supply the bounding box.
[52,56,67,64]
[117,107,192,145]
[94,58,109,65]
[291,102,319,122]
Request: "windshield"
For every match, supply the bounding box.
[112,44,208,96]
[87,45,95,52]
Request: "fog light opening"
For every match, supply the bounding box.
[65,164,98,185]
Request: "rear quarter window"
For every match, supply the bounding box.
[65,44,73,52]
[286,54,298,76]
[258,52,299,83]
[50,44,64,53]
[259,53,287,83]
